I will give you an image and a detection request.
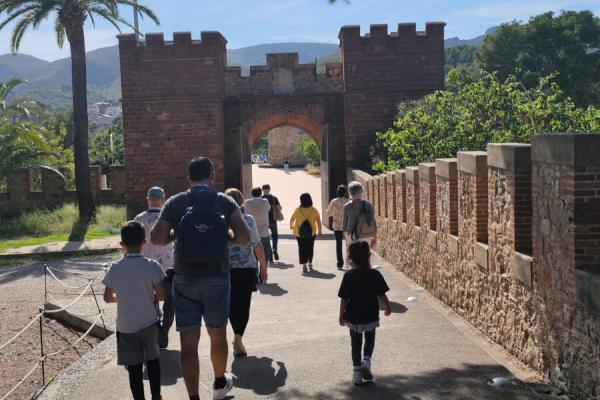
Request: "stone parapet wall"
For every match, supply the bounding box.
[0,165,127,217]
[351,134,600,398]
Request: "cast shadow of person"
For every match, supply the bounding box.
[143,349,182,386]
[232,356,287,396]
[380,301,408,314]
[303,269,336,280]
[258,282,289,296]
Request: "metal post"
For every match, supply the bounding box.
[90,284,109,338]
[43,265,47,306]
[38,307,45,388]
[133,0,140,39]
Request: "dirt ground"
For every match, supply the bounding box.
[0,256,115,400]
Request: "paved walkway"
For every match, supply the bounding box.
[45,167,556,399]
[0,237,120,257]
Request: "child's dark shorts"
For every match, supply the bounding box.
[116,323,160,366]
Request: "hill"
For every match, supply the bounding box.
[0,28,494,109]
[445,26,497,48]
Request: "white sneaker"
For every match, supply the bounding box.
[353,370,363,385]
[307,263,313,271]
[302,264,308,273]
[360,361,373,381]
[213,373,233,400]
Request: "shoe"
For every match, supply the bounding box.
[233,334,247,357]
[158,325,169,349]
[213,373,233,400]
[353,370,363,385]
[274,251,279,261]
[338,265,344,270]
[302,264,308,273]
[308,263,313,271]
[360,361,373,381]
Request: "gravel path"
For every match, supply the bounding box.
[0,255,117,400]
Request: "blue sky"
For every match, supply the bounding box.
[1,0,599,61]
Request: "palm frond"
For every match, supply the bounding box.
[10,11,36,51]
[54,15,65,47]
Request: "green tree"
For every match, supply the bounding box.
[297,135,321,166]
[0,0,159,221]
[89,117,124,170]
[476,10,600,107]
[254,136,268,157]
[445,45,477,73]
[372,71,600,172]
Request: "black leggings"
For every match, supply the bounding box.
[296,236,316,264]
[350,330,376,367]
[229,269,256,336]
[128,358,161,400]
[334,230,344,268]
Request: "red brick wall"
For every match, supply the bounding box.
[340,23,445,169]
[119,32,227,211]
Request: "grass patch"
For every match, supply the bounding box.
[0,204,126,252]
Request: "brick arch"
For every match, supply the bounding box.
[247,113,323,149]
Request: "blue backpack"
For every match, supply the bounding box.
[177,188,229,265]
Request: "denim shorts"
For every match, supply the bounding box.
[172,273,230,331]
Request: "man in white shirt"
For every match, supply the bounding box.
[244,187,273,264]
[134,186,174,348]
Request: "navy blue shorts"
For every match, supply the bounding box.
[172,273,230,331]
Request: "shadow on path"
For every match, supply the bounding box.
[380,301,408,314]
[273,363,552,400]
[258,283,289,296]
[303,269,336,280]
[269,262,295,270]
[232,356,287,396]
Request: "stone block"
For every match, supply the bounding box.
[428,229,437,248]
[576,270,600,314]
[406,166,419,182]
[435,158,457,179]
[449,234,459,256]
[487,143,532,173]
[513,252,533,289]
[475,242,488,270]
[532,133,600,166]
[457,151,487,176]
[419,163,436,183]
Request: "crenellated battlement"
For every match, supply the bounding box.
[0,166,127,217]
[225,52,342,97]
[339,22,445,41]
[118,31,227,51]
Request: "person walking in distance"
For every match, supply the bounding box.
[343,181,377,248]
[134,186,175,349]
[338,240,391,386]
[244,187,274,265]
[225,188,268,357]
[151,157,251,400]
[284,160,290,174]
[327,185,350,270]
[103,221,166,400]
[262,184,283,261]
[290,193,322,273]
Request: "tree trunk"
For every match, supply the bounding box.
[66,22,95,221]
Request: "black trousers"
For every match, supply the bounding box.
[229,269,256,336]
[296,235,316,264]
[350,329,376,367]
[334,230,345,268]
[128,358,161,400]
[269,221,279,252]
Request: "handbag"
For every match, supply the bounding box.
[273,204,284,222]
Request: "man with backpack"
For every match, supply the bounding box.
[342,181,377,248]
[151,157,251,400]
[261,184,283,261]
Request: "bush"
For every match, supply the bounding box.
[297,135,321,166]
[372,70,600,172]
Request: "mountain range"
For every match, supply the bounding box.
[0,28,494,109]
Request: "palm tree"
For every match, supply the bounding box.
[0,1,159,221]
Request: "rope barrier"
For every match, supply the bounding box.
[0,312,44,351]
[45,267,92,290]
[46,292,103,318]
[45,267,95,280]
[45,312,104,358]
[43,282,93,314]
[0,359,42,400]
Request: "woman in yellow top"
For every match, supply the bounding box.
[290,193,323,273]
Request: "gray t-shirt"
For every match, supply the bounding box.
[343,199,375,233]
[102,255,166,334]
[158,186,239,276]
[244,197,271,237]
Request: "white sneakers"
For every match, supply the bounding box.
[302,264,308,273]
[353,361,373,385]
[307,262,313,271]
[213,373,233,400]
